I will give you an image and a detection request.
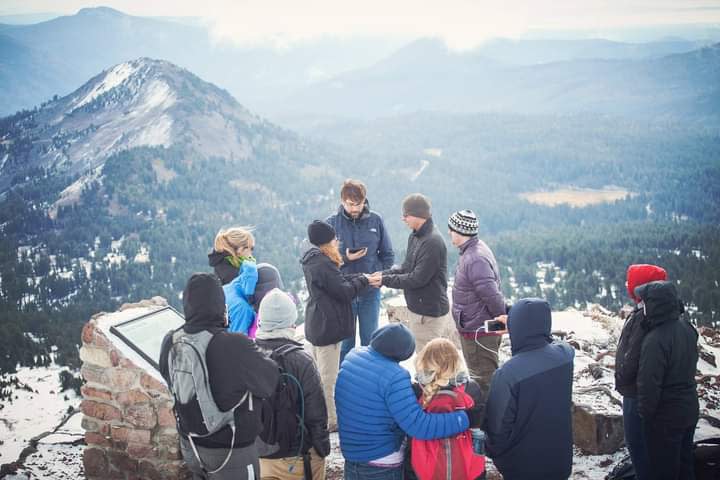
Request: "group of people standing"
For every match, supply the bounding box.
[160,178,700,480]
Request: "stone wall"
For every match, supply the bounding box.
[79,297,189,480]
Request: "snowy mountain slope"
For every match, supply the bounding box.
[0,57,266,193]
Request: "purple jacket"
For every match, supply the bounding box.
[451,237,506,336]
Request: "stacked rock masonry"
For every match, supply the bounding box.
[79,297,190,480]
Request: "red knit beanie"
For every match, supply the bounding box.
[626,264,668,303]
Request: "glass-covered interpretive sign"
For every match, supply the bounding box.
[109,306,185,371]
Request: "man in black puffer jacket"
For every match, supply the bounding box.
[159,273,279,479]
[255,288,331,480]
[636,280,699,480]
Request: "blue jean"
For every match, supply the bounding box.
[340,287,381,366]
[623,396,649,480]
[344,460,403,480]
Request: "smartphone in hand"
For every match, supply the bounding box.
[484,319,506,332]
[348,247,366,254]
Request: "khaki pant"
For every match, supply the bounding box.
[259,448,326,480]
[406,311,460,354]
[312,342,340,430]
[460,334,501,424]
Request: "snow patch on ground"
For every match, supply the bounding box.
[139,80,176,112]
[73,62,139,109]
[129,114,173,147]
[0,365,79,465]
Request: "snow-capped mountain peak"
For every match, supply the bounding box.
[0,58,261,192]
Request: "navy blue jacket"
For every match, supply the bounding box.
[483,298,574,480]
[326,201,394,275]
[336,324,469,462]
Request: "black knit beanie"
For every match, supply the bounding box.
[308,220,336,246]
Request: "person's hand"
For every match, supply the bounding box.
[346,247,368,261]
[493,314,509,335]
[366,271,382,288]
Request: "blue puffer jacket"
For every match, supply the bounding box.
[326,201,394,275]
[483,298,574,480]
[336,324,469,463]
[223,260,258,335]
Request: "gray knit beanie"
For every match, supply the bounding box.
[258,288,298,332]
[402,193,431,219]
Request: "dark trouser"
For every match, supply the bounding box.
[340,287,381,366]
[622,396,650,480]
[344,461,403,480]
[460,334,501,421]
[642,420,696,480]
[180,436,260,480]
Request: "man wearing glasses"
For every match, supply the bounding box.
[327,179,394,365]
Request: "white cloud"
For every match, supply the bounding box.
[4,0,720,50]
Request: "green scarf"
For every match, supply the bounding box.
[225,255,256,269]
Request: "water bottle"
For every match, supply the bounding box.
[470,428,485,455]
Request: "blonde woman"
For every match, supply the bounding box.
[208,227,258,335]
[411,338,486,480]
[300,220,369,431]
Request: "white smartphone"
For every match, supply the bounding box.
[484,319,505,332]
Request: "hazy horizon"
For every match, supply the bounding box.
[2,1,720,50]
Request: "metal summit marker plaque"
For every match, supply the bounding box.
[109,306,185,371]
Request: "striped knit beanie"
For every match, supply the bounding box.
[448,209,479,236]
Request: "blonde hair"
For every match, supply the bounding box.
[318,241,343,268]
[214,227,255,260]
[415,338,465,408]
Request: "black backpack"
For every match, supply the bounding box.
[257,343,305,457]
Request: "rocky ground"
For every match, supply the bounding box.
[2,305,718,479]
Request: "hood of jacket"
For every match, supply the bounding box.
[208,250,239,285]
[300,246,325,266]
[369,323,415,362]
[508,298,553,355]
[627,264,667,303]
[182,273,227,334]
[636,280,684,329]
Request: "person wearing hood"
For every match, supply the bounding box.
[159,273,279,480]
[255,288,331,480]
[482,298,574,480]
[371,193,456,354]
[636,280,698,480]
[208,227,258,335]
[300,220,370,432]
[326,179,394,366]
[335,323,473,480]
[614,264,668,480]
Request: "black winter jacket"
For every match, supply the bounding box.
[382,217,449,317]
[300,247,369,346]
[615,304,646,397]
[636,281,699,428]
[159,275,279,449]
[255,337,331,458]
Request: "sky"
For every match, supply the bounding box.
[2,0,720,49]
